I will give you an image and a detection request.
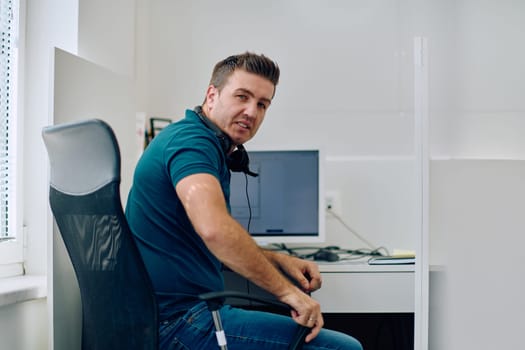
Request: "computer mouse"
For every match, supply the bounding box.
[313,249,340,262]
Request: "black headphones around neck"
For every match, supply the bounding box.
[194,106,258,177]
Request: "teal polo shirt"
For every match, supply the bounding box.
[125,109,231,321]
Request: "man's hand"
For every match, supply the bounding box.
[260,251,324,341]
[265,252,323,293]
[279,286,324,343]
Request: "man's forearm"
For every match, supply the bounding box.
[204,217,297,300]
[261,248,283,267]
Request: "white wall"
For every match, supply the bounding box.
[424,0,525,160]
[139,0,419,253]
[23,0,79,278]
[0,299,48,350]
[78,0,135,77]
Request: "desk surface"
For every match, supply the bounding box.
[315,259,415,273]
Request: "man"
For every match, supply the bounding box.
[126,52,362,349]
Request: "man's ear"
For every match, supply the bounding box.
[205,85,218,108]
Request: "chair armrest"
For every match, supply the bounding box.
[199,290,310,350]
[198,290,289,311]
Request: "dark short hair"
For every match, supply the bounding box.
[209,52,280,94]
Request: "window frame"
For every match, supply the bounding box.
[0,0,24,278]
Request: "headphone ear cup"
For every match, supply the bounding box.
[227,148,249,173]
[228,145,259,177]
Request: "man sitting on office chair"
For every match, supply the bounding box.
[125,52,362,349]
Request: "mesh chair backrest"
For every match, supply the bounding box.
[42,119,158,350]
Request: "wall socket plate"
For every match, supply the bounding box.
[325,191,341,211]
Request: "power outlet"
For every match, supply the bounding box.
[325,191,341,211]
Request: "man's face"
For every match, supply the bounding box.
[206,69,275,148]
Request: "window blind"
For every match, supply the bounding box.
[0,0,16,239]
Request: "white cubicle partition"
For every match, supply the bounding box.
[50,48,136,350]
[430,160,525,350]
[414,36,430,350]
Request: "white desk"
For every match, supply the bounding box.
[314,261,414,313]
[223,260,415,314]
[223,259,415,350]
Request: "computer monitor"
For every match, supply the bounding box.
[229,149,325,245]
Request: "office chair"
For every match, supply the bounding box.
[42,118,309,350]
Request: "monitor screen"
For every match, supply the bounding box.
[229,149,325,245]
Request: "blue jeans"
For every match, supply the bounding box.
[159,301,363,350]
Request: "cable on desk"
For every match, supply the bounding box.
[269,244,388,261]
[325,208,390,256]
